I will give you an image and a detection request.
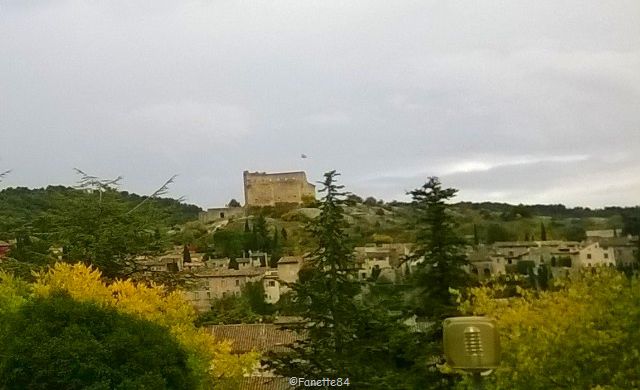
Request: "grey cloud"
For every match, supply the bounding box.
[0,1,639,207]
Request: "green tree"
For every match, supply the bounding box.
[563,224,586,242]
[49,189,168,279]
[270,227,281,267]
[473,224,480,246]
[405,177,473,388]
[364,196,378,206]
[408,177,470,318]
[228,198,242,208]
[252,214,270,252]
[540,221,548,241]
[182,244,191,263]
[213,230,245,258]
[0,292,196,389]
[486,223,516,244]
[457,268,640,389]
[267,171,425,388]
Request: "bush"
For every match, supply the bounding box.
[486,223,517,244]
[0,292,195,389]
[516,260,536,275]
[559,256,572,267]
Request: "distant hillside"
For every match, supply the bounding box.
[209,199,639,255]
[0,186,202,239]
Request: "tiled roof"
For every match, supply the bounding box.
[277,256,303,264]
[238,377,291,390]
[194,267,265,278]
[207,324,301,354]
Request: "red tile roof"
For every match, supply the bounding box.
[207,324,301,354]
[238,377,290,390]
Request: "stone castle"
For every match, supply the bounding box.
[243,170,315,207]
[198,170,315,223]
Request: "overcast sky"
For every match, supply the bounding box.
[1,1,639,209]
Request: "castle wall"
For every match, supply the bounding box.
[198,207,245,223]
[243,171,315,207]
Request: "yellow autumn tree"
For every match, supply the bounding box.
[455,268,640,389]
[31,262,258,389]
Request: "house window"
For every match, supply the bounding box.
[235,279,240,286]
[269,281,276,287]
[361,273,367,279]
[604,253,609,259]
[508,259,513,265]
[220,212,225,218]
[587,254,592,259]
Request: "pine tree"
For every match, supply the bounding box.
[408,177,470,319]
[404,177,472,388]
[267,171,427,388]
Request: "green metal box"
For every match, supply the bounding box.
[443,316,500,370]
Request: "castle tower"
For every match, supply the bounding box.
[243,171,315,207]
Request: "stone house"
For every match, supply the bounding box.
[589,237,638,267]
[185,267,266,312]
[353,243,412,281]
[467,247,506,279]
[262,271,281,304]
[206,257,231,269]
[276,256,303,284]
[262,256,304,304]
[572,242,616,268]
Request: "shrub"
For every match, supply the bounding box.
[0,292,196,389]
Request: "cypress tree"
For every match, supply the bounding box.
[541,222,548,241]
[473,224,480,246]
[182,244,191,263]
